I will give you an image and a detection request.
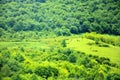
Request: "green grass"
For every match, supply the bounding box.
[1,35,120,65]
[0,35,120,79]
[67,37,120,64]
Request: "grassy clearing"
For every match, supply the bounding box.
[1,35,120,65]
[0,35,120,79]
[67,37,120,64]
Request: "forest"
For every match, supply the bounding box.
[0,0,120,80]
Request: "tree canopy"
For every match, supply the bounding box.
[0,0,120,36]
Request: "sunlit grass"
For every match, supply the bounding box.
[67,37,120,64]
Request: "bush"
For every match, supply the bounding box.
[94,71,105,80]
[70,26,78,34]
[61,39,67,47]
[98,44,110,47]
[69,54,77,63]
[8,59,21,72]
[0,65,12,77]
[14,53,25,62]
[106,73,120,80]
[63,48,73,55]
[95,57,110,65]
[83,32,120,46]
[35,66,59,79]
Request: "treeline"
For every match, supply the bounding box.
[0,0,46,4]
[0,0,120,36]
[83,32,120,46]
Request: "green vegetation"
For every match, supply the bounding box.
[83,32,120,46]
[0,36,120,79]
[67,35,120,64]
[0,0,120,80]
[0,0,120,37]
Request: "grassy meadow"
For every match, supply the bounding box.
[0,33,120,80]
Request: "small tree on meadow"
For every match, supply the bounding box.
[61,39,67,47]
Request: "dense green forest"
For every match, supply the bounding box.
[0,0,120,37]
[0,0,120,80]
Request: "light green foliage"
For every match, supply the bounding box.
[83,32,120,46]
[67,35,120,64]
[0,35,120,79]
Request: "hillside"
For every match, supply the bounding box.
[0,0,120,37]
[0,0,120,80]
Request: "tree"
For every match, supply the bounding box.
[36,0,46,3]
[94,70,105,80]
[0,65,12,77]
[0,28,5,37]
[69,54,76,63]
[61,39,67,47]
[70,26,78,34]
[106,73,120,80]
[35,66,58,78]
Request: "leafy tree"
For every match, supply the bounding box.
[94,70,105,80]
[35,66,58,78]
[0,65,12,77]
[61,39,67,47]
[14,53,25,62]
[0,28,5,37]
[69,54,76,63]
[106,73,120,80]
[63,48,73,56]
[70,26,78,34]
[36,0,46,3]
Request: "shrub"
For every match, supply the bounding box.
[69,54,77,63]
[0,65,12,77]
[14,53,25,62]
[98,44,110,47]
[8,59,21,71]
[35,66,59,79]
[106,73,120,80]
[63,48,73,55]
[94,71,105,80]
[61,39,67,47]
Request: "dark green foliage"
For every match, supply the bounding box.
[81,56,91,67]
[36,0,46,3]
[95,57,111,65]
[14,53,25,62]
[106,73,120,80]
[0,28,5,37]
[70,26,78,34]
[55,28,71,36]
[69,54,76,63]
[0,65,12,77]
[11,73,21,80]
[94,71,105,80]
[0,0,120,37]
[98,44,110,47]
[63,48,73,55]
[35,66,59,78]
[20,47,25,52]
[8,59,21,71]
[61,39,67,47]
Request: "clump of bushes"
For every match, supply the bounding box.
[83,32,120,46]
[35,66,59,79]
